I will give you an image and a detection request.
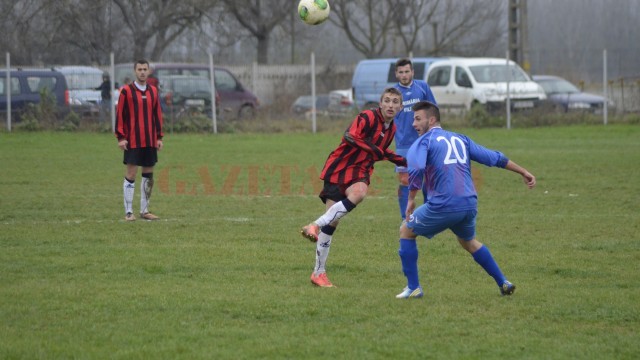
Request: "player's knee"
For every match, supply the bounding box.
[458,238,482,253]
[398,173,409,186]
[400,222,417,238]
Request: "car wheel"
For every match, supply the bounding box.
[238,105,255,120]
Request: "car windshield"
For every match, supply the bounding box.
[469,64,529,83]
[537,79,580,94]
[65,73,103,90]
[174,78,211,94]
[295,95,329,107]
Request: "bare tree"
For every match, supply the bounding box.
[111,0,215,61]
[427,0,504,56]
[0,0,61,64]
[330,0,396,58]
[331,0,504,58]
[219,0,292,64]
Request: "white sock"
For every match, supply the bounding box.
[140,176,153,214]
[123,178,134,214]
[314,232,332,274]
[314,201,349,227]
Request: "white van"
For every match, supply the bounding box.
[351,57,443,110]
[425,57,546,111]
[54,66,104,105]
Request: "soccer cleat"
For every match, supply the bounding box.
[140,212,159,220]
[500,281,516,296]
[125,212,136,221]
[310,272,334,287]
[395,286,424,299]
[300,223,320,242]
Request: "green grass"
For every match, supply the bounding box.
[1,125,639,359]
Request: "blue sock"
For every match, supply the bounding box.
[472,245,506,287]
[398,185,409,220]
[398,238,420,290]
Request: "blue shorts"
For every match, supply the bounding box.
[395,148,409,173]
[406,206,477,241]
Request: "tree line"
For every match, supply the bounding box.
[1,0,505,66]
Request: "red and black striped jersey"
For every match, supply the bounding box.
[320,108,406,185]
[115,83,164,149]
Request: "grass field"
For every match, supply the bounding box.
[1,124,639,359]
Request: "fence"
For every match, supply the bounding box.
[3,52,639,132]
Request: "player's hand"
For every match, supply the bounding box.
[522,171,536,189]
[405,199,416,219]
[157,139,163,151]
[118,139,128,151]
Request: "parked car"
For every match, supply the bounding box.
[54,66,104,118]
[115,62,259,120]
[290,94,330,119]
[351,57,444,110]
[158,75,218,119]
[328,89,355,119]
[426,57,547,112]
[532,75,611,113]
[0,69,70,121]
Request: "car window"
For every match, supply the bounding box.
[64,73,102,90]
[184,69,209,77]
[427,66,451,86]
[538,79,580,94]
[174,79,211,94]
[469,64,529,83]
[294,96,313,107]
[455,67,472,87]
[214,69,237,91]
[316,95,330,108]
[156,69,182,77]
[27,76,57,93]
[0,77,21,95]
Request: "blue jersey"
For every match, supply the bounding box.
[394,80,436,149]
[406,127,509,212]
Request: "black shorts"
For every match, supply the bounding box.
[123,147,158,167]
[319,178,369,204]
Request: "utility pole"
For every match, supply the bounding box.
[508,0,529,72]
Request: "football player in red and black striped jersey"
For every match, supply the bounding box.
[115,59,164,221]
[301,87,406,288]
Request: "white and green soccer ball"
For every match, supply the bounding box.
[298,0,330,25]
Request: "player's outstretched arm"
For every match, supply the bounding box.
[505,160,536,189]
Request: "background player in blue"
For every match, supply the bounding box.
[393,58,437,220]
[395,101,536,299]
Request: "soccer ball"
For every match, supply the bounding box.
[298,0,330,25]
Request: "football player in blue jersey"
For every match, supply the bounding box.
[393,58,437,221]
[395,101,536,299]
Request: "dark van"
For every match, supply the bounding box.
[115,62,259,120]
[0,69,70,121]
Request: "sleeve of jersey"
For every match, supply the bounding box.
[468,137,509,168]
[419,81,438,105]
[154,89,164,140]
[406,139,427,191]
[343,113,385,159]
[384,148,407,167]
[114,88,128,140]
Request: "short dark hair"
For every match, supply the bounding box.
[412,101,440,122]
[380,87,402,101]
[134,59,149,69]
[395,58,413,70]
